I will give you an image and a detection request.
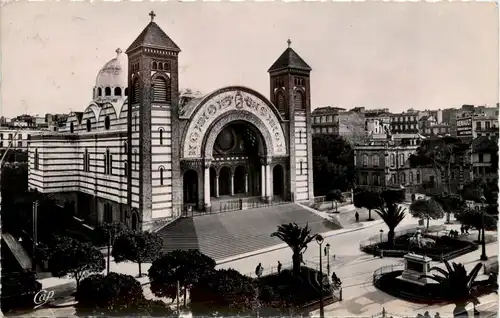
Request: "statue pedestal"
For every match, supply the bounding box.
[397,253,433,286]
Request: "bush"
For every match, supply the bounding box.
[76,272,174,316]
[1,270,42,313]
[258,266,332,312]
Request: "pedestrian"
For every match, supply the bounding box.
[424,311,430,318]
[355,211,359,223]
[333,254,336,260]
[255,263,263,277]
[460,225,464,235]
[434,313,440,318]
[465,226,470,234]
[277,261,282,274]
[324,246,327,256]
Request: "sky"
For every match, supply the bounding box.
[1,1,498,118]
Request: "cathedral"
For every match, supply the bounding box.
[28,12,314,231]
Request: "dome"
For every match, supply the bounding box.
[95,48,128,88]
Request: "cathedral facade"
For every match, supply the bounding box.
[28,13,314,231]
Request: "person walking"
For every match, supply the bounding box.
[355,211,359,223]
[277,261,282,274]
[255,263,263,278]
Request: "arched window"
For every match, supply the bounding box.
[83,148,89,172]
[158,63,163,71]
[124,87,128,96]
[372,155,379,167]
[159,128,164,145]
[86,119,91,132]
[416,171,421,183]
[152,61,158,70]
[98,87,102,96]
[105,149,111,175]
[294,90,306,110]
[363,154,369,166]
[160,167,164,185]
[114,87,122,96]
[391,174,396,184]
[409,172,414,183]
[153,76,170,102]
[104,116,111,130]
[299,161,304,175]
[277,91,285,110]
[34,149,39,170]
[401,173,406,184]
[400,153,405,165]
[132,78,140,104]
[70,122,74,133]
[124,161,128,177]
[105,87,111,96]
[164,62,171,71]
[390,154,395,166]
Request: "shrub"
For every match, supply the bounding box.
[1,270,42,313]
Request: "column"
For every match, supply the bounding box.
[260,164,266,199]
[215,175,220,198]
[203,161,211,211]
[230,172,235,196]
[265,163,272,202]
[244,173,249,194]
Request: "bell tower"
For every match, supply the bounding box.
[268,40,314,202]
[125,11,181,230]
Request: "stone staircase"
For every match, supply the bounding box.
[157,203,341,262]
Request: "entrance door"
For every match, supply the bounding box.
[219,167,231,196]
[273,165,284,196]
[131,212,138,230]
[183,170,199,204]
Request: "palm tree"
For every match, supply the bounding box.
[271,223,317,275]
[375,204,406,246]
[420,260,482,318]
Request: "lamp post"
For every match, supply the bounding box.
[326,243,331,277]
[316,234,325,318]
[480,207,488,261]
[379,229,384,243]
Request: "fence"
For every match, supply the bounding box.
[181,197,288,217]
[369,307,434,318]
[359,225,447,250]
[372,264,405,282]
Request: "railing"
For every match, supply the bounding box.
[181,197,289,217]
[372,264,405,282]
[359,225,446,250]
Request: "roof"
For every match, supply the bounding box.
[126,22,181,53]
[268,47,311,72]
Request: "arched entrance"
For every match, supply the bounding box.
[273,164,284,196]
[234,165,246,194]
[209,167,217,197]
[183,170,198,204]
[218,167,232,196]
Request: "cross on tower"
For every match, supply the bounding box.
[287,38,292,48]
[149,10,156,22]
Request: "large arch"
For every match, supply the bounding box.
[181,87,287,159]
[203,111,271,159]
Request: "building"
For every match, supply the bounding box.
[28,13,315,231]
[471,136,498,182]
[311,106,366,144]
[365,110,391,138]
[472,112,499,139]
[418,114,452,137]
[0,128,40,151]
[390,109,421,134]
[353,140,429,193]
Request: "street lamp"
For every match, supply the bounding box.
[325,243,331,277]
[480,204,488,261]
[316,234,325,318]
[379,229,384,243]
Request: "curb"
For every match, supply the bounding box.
[216,219,385,265]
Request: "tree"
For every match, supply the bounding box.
[48,236,105,291]
[313,134,355,195]
[76,272,174,317]
[1,270,42,313]
[112,230,163,277]
[409,136,468,193]
[93,222,129,275]
[148,249,216,306]
[409,199,445,230]
[325,189,345,212]
[375,204,407,246]
[190,269,258,316]
[380,187,406,206]
[420,260,483,318]
[271,223,317,276]
[432,193,465,220]
[353,191,382,221]
[455,208,498,242]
